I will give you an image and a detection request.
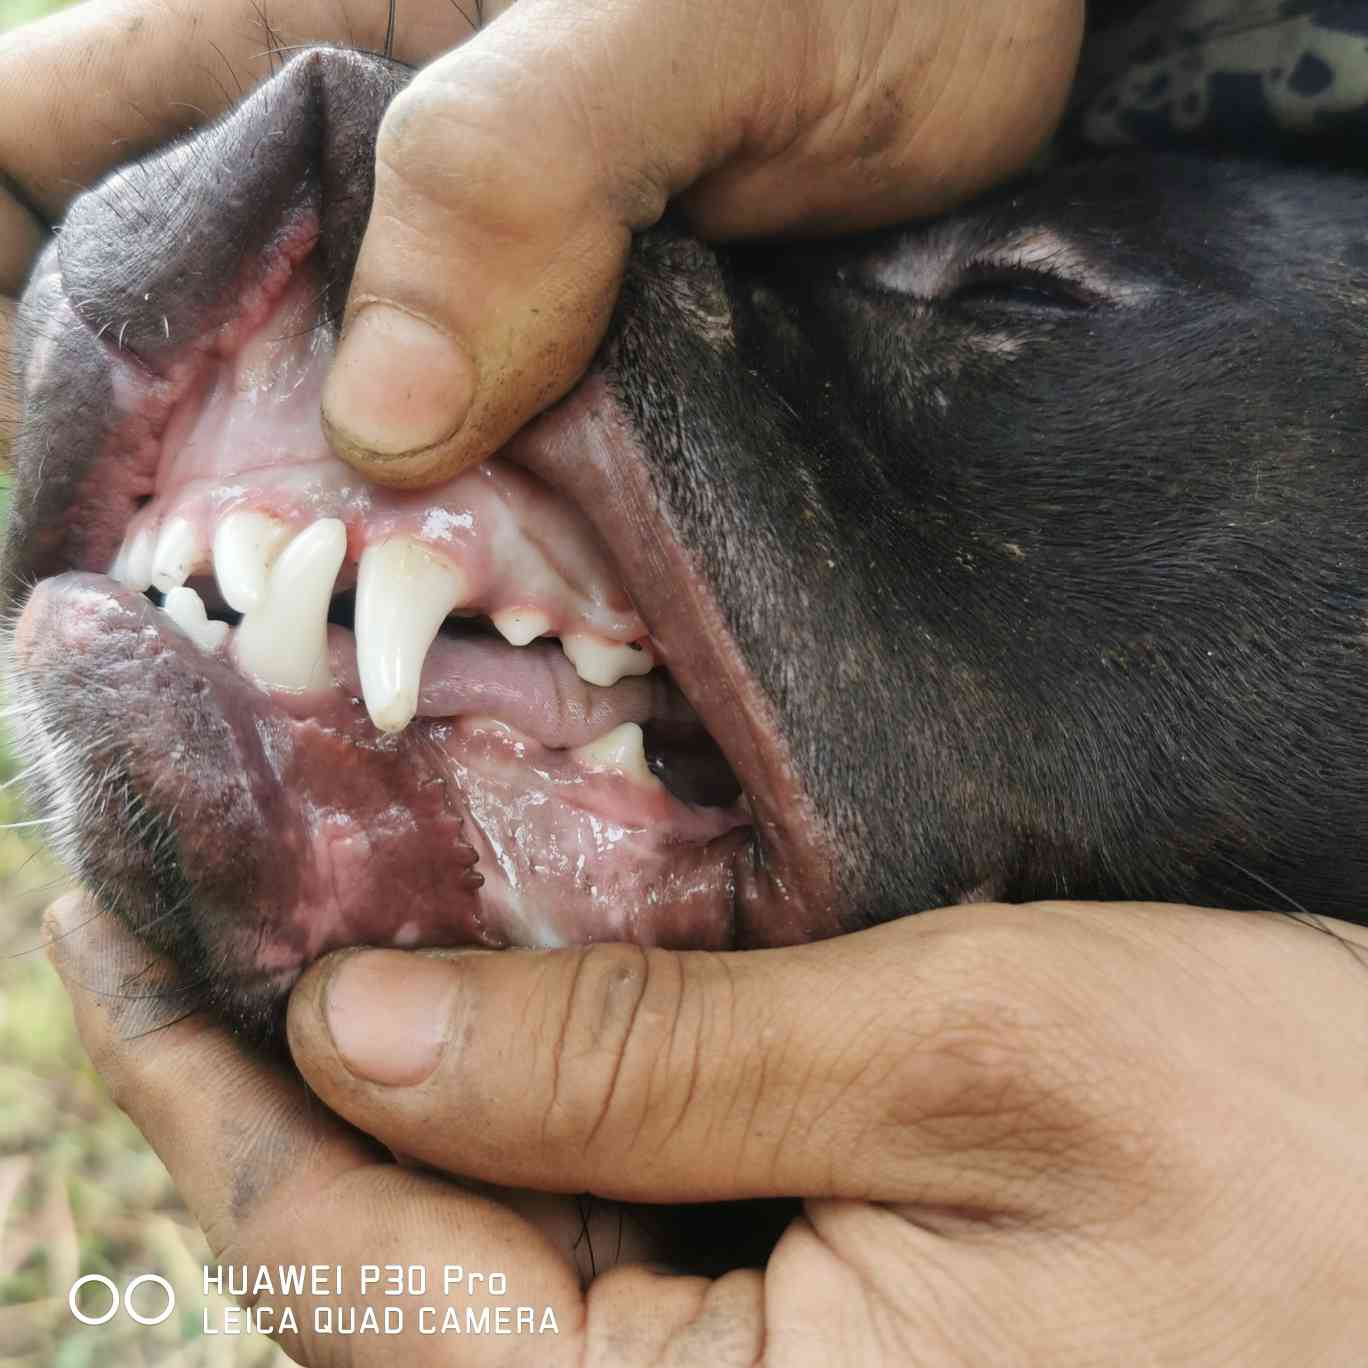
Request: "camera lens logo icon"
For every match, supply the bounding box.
[68,1274,176,1326]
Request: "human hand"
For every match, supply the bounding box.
[50,894,1368,1364]
[0,0,1083,480]
[0,0,475,461]
[317,0,1083,486]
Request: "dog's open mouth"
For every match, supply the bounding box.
[99,259,750,948]
[2,49,840,1032]
[11,248,751,982]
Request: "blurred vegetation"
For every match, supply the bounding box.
[0,0,76,28]
[0,3,288,1363]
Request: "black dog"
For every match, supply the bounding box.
[7,48,1368,1040]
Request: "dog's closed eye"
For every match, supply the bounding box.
[945,261,1099,313]
[857,225,1148,311]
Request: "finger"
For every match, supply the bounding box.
[0,182,45,296]
[0,1,485,460]
[321,0,1083,488]
[1,295,21,463]
[0,0,480,227]
[287,906,1136,1213]
[678,0,1084,238]
[47,894,769,1363]
[1,191,47,459]
[44,892,591,1367]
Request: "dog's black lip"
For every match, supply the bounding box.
[502,370,841,948]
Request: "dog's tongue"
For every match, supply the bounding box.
[325,627,697,748]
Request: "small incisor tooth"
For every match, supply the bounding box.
[232,518,347,694]
[572,722,661,790]
[492,607,551,648]
[163,586,229,654]
[112,525,155,591]
[356,535,470,733]
[213,509,292,613]
[560,633,655,688]
[108,539,130,584]
[150,517,200,592]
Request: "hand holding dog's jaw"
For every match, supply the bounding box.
[48,891,1368,1364]
[321,0,1085,488]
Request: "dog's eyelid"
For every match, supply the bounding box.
[853,226,1137,307]
[952,255,1102,310]
[960,230,1149,307]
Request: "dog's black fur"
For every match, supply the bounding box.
[614,154,1368,926]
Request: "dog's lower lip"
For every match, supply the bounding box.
[12,572,759,978]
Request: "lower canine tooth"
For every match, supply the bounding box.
[150,517,200,592]
[492,608,551,648]
[572,722,661,789]
[213,510,291,612]
[356,536,470,733]
[163,586,229,654]
[561,633,655,688]
[232,518,346,693]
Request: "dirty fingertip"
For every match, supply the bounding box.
[43,890,95,934]
[42,891,114,971]
[42,895,176,1032]
[288,949,457,1090]
[322,303,477,484]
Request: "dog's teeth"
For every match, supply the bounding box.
[571,722,661,789]
[560,633,655,687]
[163,585,229,654]
[113,526,156,591]
[356,535,470,733]
[150,517,200,592]
[213,510,291,613]
[492,608,551,648]
[232,518,346,693]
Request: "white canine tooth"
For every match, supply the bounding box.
[163,585,229,654]
[356,535,470,733]
[213,510,292,613]
[492,608,551,648]
[116,526,156,591]
[150,517,200,592]
[560,632,655,688]
[572,722,661,790]
[232,518,347,693]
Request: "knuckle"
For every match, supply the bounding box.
[95,1048,143,1120]
[374,64,530,189]
[374,75,455,161]
[370,54,613,232]
[877,917,1096,1154]
[542,944,686,1153]
[869,910,1169,1213]
[90,1026,186,1129]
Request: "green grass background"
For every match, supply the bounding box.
[0,4,289,1363]
[0,0,74,27]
